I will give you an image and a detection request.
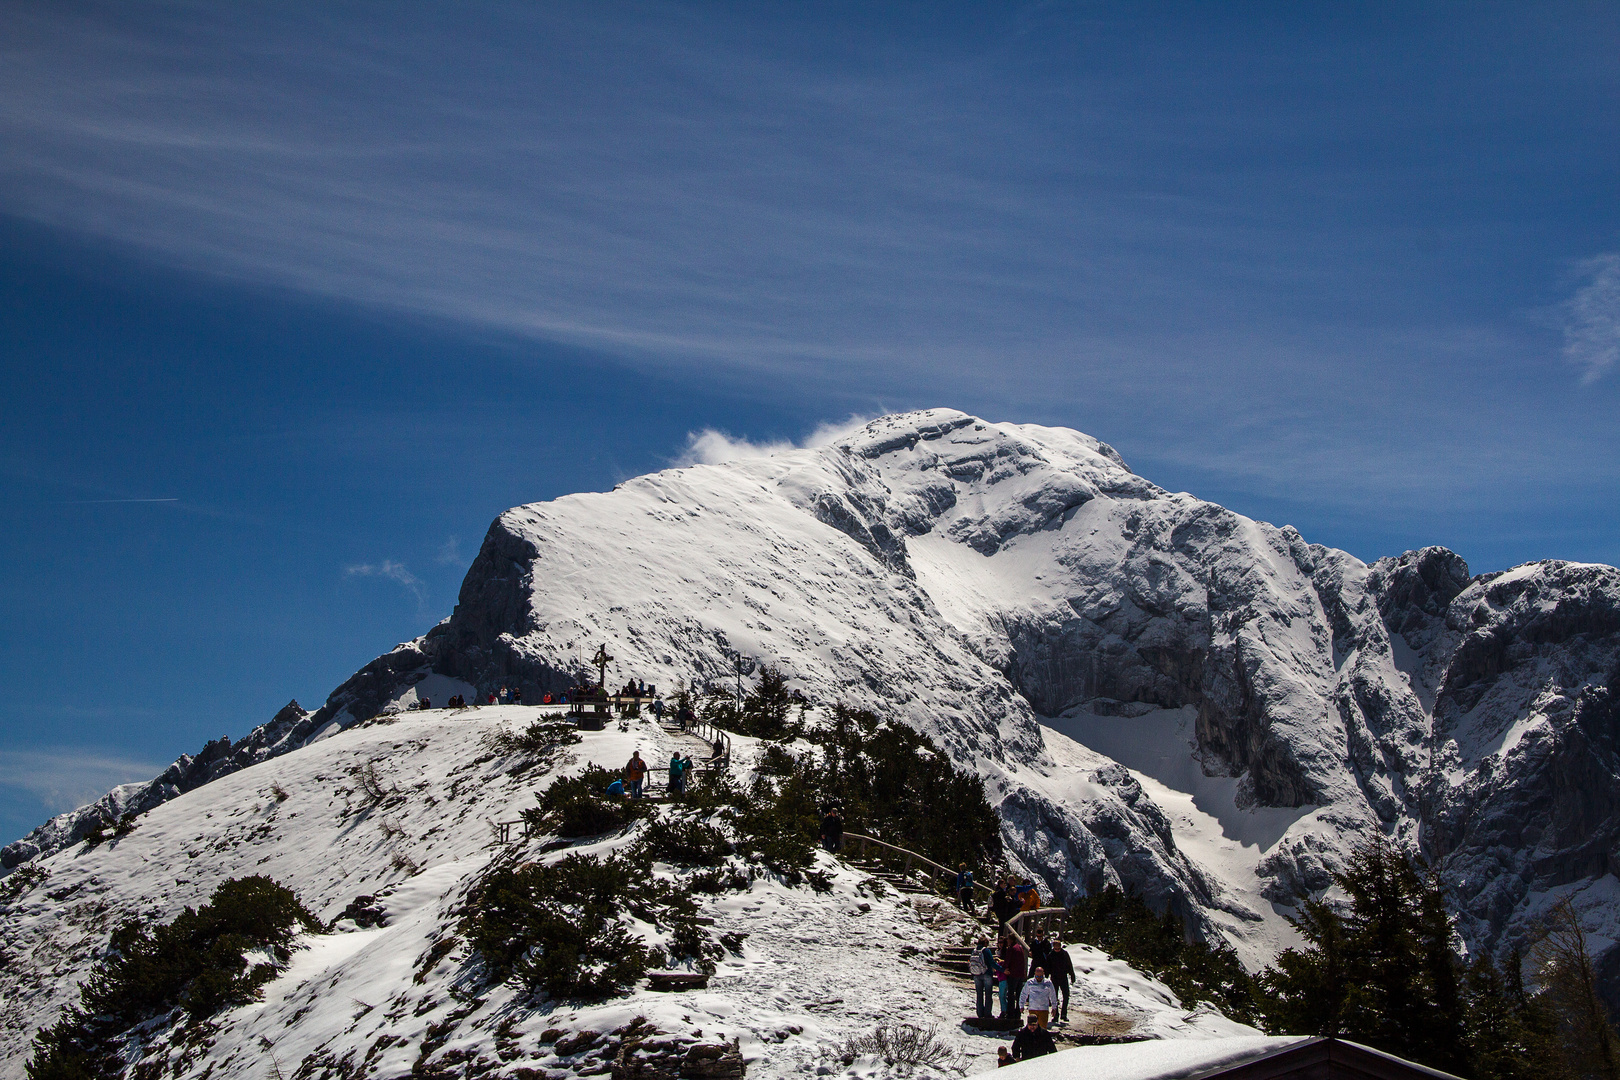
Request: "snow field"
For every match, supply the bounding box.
[1,702,1267,1080]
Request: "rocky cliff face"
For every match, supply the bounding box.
[8,410,1618,986]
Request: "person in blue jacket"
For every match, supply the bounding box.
[954,863,976,913]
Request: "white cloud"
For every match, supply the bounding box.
[436,536,464,566]
[676,415,871,466]
[803,415,875,447]
[1563,254,1620,383]
[0,5,1240,386]
[345,560,425,603]
[0,749,161,817]
[677,430,795,466]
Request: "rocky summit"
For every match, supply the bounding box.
[6,409,1620,1044]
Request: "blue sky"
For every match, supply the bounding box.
[1,1,1617,844]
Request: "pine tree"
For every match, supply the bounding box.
[1464,951,1565,1080]
[1258,838,1466,1072]
[739,666,798,739]
[1532,899,1620,1080]
[1260,898,1348,1035]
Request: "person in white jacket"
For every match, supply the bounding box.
[1018,967,1059,1029]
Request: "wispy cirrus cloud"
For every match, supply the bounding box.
[0,748,161,820]
[345,560,424,604]
[436,536,464,566]
[1563,254,1620,384]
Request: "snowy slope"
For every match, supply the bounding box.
[8,408,1620,1008]
[0,706,1254,1080]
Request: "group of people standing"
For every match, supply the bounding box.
[971,930,1073,1027]
[607,749,695,800]
[972,926,1075,1063]
[986,875,1043,925]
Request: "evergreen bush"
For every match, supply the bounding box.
[792,704,1002,870]
[26,876,320,1080]
[521,767,648,838]
[462,851,718,1000]
[484,719,582,758]
[1257,837,1565,1080]
[630,817,734,867]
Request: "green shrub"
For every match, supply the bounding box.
[80,812,137,849]
[754,743,799,776]
[715,702,1003,874]
[462,851,717,999]
[484,720,582,758]
[521,767,648,839]
[631,817,733,867]
[687,866,750,894]
[26,877,320,1080]
[729,775,818,879]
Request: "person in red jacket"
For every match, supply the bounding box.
[999,934,1027,1023]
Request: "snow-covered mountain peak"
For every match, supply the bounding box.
[8,408,1620,1029]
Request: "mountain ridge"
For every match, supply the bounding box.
[7,408,1619,999]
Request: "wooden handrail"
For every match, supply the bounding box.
[841,833,997,897]
[682,717,731,766]
[839,833,1067,957]
[1009,907,1069,936]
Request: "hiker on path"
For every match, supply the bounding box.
[1046,936,1075,1024]
[994,952,1011,1019]
[996,1047,1014,1069]
[625,751,648,799]
[954,863,975,913]
[1029,929,1051,975]
[970,936,997,1021]
[1000,934,1028,1023]
[1009,1016,1056,1062]
[605,777,625,799]
[991,880,1019,930]
[652,697,666,722]
[1019,966,1058,1029]
[819,806,844,852]
[1018,878,1041,912]
[668,752,687,797]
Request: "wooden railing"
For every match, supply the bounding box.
[843,832,997,899]
[840,832,1067,954]
[492,818,533,844]
[683,716,732,766]
[1008,906,1070,942]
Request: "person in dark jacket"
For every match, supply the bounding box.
[1009,1016,1056,1061]
[1000,935,1027,1022]
[954,863,976,913]
[819,807,844,852]
[1028,929,1051,975]
[990,880,1019,931]
[1046,935,1075,1022]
